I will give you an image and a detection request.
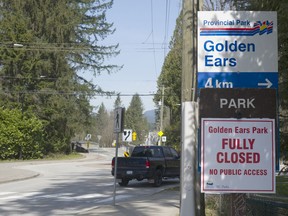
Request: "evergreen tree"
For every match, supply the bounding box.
[95,103,114,147]
[0,0,119,155]
[125,94,149,144]
[203,0,236,10]
[95,103,109,135]
[277,1,288,160]
[114,94,123,108]
[154,12,182,149]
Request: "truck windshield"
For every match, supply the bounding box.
[131,146,162,158]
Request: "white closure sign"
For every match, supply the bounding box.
[201,118,275,193]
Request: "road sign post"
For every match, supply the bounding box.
[113,107,125,206]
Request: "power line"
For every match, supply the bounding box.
[163,0,171,57]
[0,76,57,80]
[0,42,116,53]
[150,0,157,80]
[142,31,153,44]
[0,90,157,97]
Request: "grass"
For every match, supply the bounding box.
[276,175,288,197]
[0,152,85,163]
[205,175,288,214]
[43,152,85,160]
[166,186,180,191]
[155,165,287,214]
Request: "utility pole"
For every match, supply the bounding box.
[159,86,165,146]
[180,0,202,215]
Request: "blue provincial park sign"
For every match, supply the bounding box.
[197,11,278,89]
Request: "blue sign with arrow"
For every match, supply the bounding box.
[198,72,278,89]
[197,11,278,90]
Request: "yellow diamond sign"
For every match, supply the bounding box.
[158,131,164,137]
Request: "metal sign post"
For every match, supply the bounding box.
[112,107,125,206]
[112,132,119,206]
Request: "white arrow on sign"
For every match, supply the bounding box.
[258,78,272,88]
[122,129,132,142]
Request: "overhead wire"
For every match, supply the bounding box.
[150,0,157,80]
[163,0,170,57]
[0,76,158,97]
[0,89,157,97]
[0,1,182,101]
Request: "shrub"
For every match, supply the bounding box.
[0,108,45,160]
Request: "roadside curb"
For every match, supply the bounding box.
[0,173,40,184]
[0,151,109,185]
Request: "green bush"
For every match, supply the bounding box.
[0,108,45,160]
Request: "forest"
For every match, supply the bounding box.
[0,0,287,161]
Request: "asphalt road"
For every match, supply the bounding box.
[0,147,179,216]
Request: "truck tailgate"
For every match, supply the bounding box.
[116,157,147,169]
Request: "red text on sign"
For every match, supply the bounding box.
[222,138,255,150]
[217,152,260,163]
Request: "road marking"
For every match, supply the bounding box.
[74,194,110,199]
[0,192,40,200]
[0,192,16,196]
[96,194,133,204]
[0,191,110,201]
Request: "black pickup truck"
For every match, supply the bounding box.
[111,145,180,187]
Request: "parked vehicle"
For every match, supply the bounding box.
[111,145,180,187]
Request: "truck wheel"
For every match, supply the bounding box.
[118,178,129,186]
[153,169,163,187]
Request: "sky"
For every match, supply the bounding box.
[86,0,182,112]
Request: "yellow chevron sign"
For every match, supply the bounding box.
[124,151,129,157]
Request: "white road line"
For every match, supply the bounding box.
[0,191,110,201]
[0,192,40,200]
